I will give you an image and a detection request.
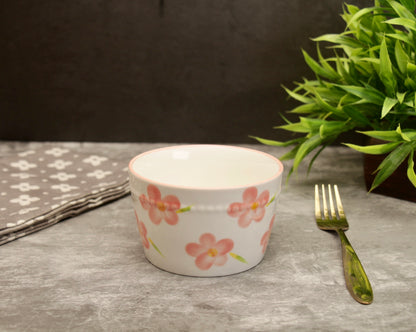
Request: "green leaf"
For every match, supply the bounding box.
[229,253,248,264]
[280,145,301,161]
[359,57,380,67]
[407,62,416,75]
[394,40,409,74]
[396,124,412,141]
[282,85,314,104]
[302,49,338,80]
[402,91,414,107]
[354,26,375,44]
[335,85,385,105]
[407,150,416,187]
[384,18,416,31]
[300,117,326,131]
[357,130,402,142]
[288,103,321,114]
[307,143,331,175]
[388,0,415,20]
[316,44,341,81]
[344,3,359,15]
[312,89,346,118]
[293,134,323,171]
[335,55,358,85]
[319,121,350,138]
[405,76,416,90]
[386,33,415,48]
[403,130,416,140]
[371,142,413,191]
[345,7,376,29]
[278,122,311,133]
[379,36,397,94]
[381,97,399,119]
[351,58,376,77]
[396,91,407,103]
[343,105,373,127]
[312,86,348,104]
[313,34,364,49]
[371,10,388,37]
[398,0,416,12]
[344,142,401,154]
[250,136,303,147]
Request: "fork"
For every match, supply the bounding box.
[315,184,373,304]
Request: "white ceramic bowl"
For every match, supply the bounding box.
[128,145,283,277]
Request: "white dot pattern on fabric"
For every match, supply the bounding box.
[87,170,113,179]
[49,173,76,181]
[10,160,37,171]
[82,155,108,166]
[44,147,69,157]
[47,160,73,170]
[0,145,130,245]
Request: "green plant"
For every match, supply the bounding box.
[253,0,416,191]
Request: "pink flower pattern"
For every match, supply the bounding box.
[227,187,270,228]
[260,215,275,253]
[139,184,181,225]
[185,233,234,270]
[135,211,150,249]
[132,185,275,266]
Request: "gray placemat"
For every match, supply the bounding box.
[0,145,129,245]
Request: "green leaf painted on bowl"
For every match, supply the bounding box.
[176,206,192,214]
[149,237,164,257]
[266,194,276,207]
[229,253,247,264]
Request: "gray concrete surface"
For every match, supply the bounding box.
[1,142,415,331]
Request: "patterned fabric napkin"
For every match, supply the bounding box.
[0,145,129,245]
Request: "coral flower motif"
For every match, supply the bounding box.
[185,233,234,270]
[227,187,270,228]
[135,211,150,249]
[261,215,275,253]
[139,184,181,225]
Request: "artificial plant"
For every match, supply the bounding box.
[254,0,416,191]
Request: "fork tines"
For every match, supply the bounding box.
[315,184,346,221]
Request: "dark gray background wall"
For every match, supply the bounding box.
[0,0,370,143]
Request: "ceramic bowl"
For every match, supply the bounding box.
[128,145,283,277]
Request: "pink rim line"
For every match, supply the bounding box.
[128,144,284,191]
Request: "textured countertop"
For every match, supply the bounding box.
[1,142,415,331]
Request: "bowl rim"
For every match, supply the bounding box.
[128,144,284,191]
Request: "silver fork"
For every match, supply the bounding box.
[315,184,373,304]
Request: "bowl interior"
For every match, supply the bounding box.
[129,145,283,189]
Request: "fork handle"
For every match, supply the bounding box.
[337,230,373,304]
